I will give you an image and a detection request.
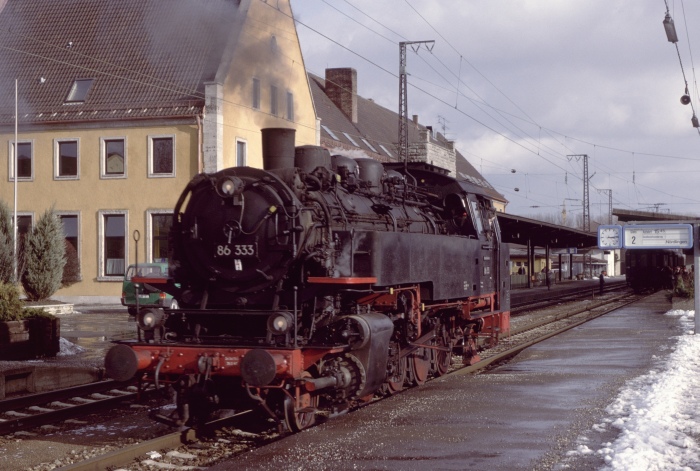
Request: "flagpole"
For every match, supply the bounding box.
[13,78,18,284]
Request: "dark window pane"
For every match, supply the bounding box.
[237,141,246,167]
[152,214,172,262]
[15,142,31,178]
[105,139,125,175]
[104,214,125,276]
[252,78,260,109]
[152,138,173,174]
[61,215,78,238]
[66,79,93,103]
[59,141,78,176]
[287,92,294,120]
[270,85,278,115]
[17,215,31,235]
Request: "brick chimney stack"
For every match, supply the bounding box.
[325,68,357,123]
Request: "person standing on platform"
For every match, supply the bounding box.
[599,270,606,295]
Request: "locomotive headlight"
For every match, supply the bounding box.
[221,178,236,195]
[267,312,293,334]
[217,176,245,197]
[138,308,165,331]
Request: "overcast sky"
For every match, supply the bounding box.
[290,0,700,224]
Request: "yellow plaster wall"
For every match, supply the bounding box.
[0,123,197,298]
[221,0,317,170]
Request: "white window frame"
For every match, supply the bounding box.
[97,209,128,281]
[148,134,176,178]
[8,139,34,182]
[56,211,82,281]
[54,138,80,180]
[146,209,173,263]
[100,137,127,179]
[236,138,247,167]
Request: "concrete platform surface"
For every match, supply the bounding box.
[208,292,683,471]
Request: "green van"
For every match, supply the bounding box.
[121,263,178,316]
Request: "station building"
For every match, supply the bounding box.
[0,0,590,302]
[0,0,317,301]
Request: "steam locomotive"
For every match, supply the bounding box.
[105,128,511,432]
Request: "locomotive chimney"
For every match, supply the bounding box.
[262,128,296,170]
[325,68,357,123]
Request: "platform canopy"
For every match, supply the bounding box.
[497,212,597,249]
[612,208,697,223]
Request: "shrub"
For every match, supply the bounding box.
[0,283,57,322]
[21,208,66,301]
[0,201,14,284]
[0,282,25,321]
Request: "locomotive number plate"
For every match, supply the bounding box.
[215,244,256,257]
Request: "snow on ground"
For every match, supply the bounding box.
[56,337,86,356]
[564,309,700,470]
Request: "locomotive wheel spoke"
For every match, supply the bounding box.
[384,356,407,394]
[283,374,318,433]
[408,348,430,386]
[433,329,453,377]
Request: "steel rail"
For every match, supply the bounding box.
[0,390,138,435]
[0,379,133,413]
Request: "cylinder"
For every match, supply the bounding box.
[262,128,296,170]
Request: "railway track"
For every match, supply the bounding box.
[0,380,139,436]
[47,290,643,471]
[511,280,628,313]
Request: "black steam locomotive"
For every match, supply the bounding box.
[105,128,511,432]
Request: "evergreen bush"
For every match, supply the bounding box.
[0,201,14,284]
[21,208,66,301]
[0,281,24,321]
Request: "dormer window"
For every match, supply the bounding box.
[65,79,94,104]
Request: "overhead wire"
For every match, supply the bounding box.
[296,1,700,213]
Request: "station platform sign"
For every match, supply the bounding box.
[598,224,693,249]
